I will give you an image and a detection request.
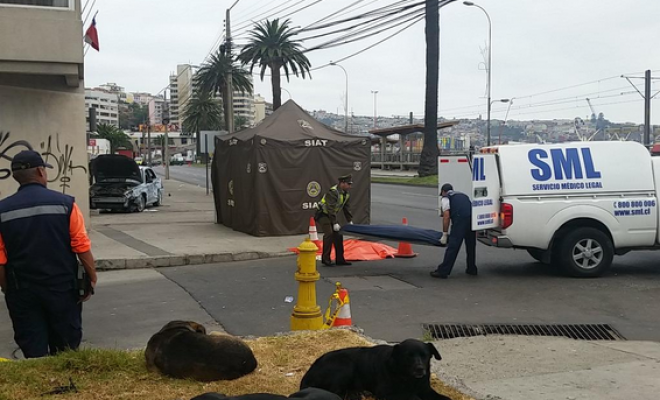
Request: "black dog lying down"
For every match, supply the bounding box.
[145,321,257,382]
[300,339,451,400]
[191,388,341,400]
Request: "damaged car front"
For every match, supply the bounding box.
[90,155,148,212]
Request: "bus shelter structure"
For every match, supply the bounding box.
[369,121,459,170]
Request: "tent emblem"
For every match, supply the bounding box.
[228,180,234,196]
[353,162,362,171]
[247,163,251,173]
[307,181,321,198]
[258,163,268,173]
[229,139,239,146]
[298,119,314,129]
[260,139,267,145]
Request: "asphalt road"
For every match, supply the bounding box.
[154,165,211,188]
[151,165,660,342]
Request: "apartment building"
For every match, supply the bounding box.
[253,94,273,125]
[85,89,119,130]
[169,64,194,126]
[148,96,165,126]
[234,91,255,127]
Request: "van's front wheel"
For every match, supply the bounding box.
[555,227,613,277]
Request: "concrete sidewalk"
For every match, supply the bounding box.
[90,179,303,270]
[432,336,660,400]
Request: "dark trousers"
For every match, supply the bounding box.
[437,219,477,276]
[316,215,346,264]
[4,285,82,358]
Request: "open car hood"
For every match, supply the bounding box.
[91,155,142,183]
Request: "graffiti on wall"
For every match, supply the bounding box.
[0,131,34,179]
[40,134,88,194]
[0,131,87,194]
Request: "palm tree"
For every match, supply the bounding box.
[194,50,253,131]
[182,90,224,154]
[234,115,250,130]
[238,18,311,111]
[96,123,133,153]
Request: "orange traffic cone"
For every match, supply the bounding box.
[333,286,352,327]
[394,217,417,258]
[308,217,322,252]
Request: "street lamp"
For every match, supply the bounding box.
[330,61,349,133]
[464,1,493,145]
[493,98,513,145]
[371,90,379,128]
[281,88,292,100]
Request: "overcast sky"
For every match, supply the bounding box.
[84,0,660,124]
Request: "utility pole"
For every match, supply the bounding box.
[147,123,152,166]
[622,69,657,146]
[225,0,241,134]
[371,90,379,128]
[163,93,170,180]
[419,0,440,177]
[645,69,651,146]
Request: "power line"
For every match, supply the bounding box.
[299,0,422,32]
[311,13,424,71]
[301,0,369,30]
[232,0,318,35]
[441,91,644,119]
[233,0,302,29]
[232,0,273,22]
[297,1,424,43]
[304,8,425,52]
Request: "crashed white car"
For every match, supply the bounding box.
[90,155,163,212]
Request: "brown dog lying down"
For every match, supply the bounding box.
[191,388,342,400]
[145,321,257,381]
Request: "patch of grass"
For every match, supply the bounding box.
[0,330,472,400]
[371,175,438,187]
[190,163,210,169]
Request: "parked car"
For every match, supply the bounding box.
[170,154,185,165]
[90,155,163,212]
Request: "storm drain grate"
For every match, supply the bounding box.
[423,323,625,341]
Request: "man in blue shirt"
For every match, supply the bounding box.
[431,183,478,279]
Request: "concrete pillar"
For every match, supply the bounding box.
[380,136,386,170]
[0,75,88,221]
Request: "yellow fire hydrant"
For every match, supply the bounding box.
[291,238,323,331]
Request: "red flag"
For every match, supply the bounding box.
[84,17,99,51]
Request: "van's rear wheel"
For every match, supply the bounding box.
[527,249,549,264]
[555,227,613,278]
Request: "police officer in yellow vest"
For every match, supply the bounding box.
[316,174,354,267]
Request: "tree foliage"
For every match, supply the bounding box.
[238,18,311,110]
[95,124,133,153]
[182,91,224,134]
[194,50,253,131]
[118,102,149,130]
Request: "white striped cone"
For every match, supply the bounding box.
[309,217,319,241]
[333,288,352,327]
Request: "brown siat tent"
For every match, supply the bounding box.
[212,100,371,237]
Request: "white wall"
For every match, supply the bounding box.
[0,76,89,220]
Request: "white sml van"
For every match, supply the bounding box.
[472,141,659,277]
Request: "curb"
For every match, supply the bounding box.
[96,251,295,270]
[371,180,437,188]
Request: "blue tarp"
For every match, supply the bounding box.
[341,224,444,247]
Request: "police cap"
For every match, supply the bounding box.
[11,150,53,172]
[338,174,353,184]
